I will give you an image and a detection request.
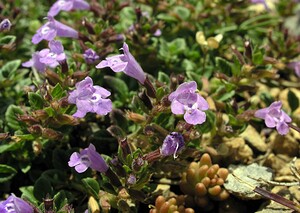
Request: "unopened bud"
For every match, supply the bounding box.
[88,196,100,213]
[0,133,9,140]
[126,111,146,123]
[45,69,61,85]
[27,124,43,136]
[59,60,68,74]
[55,114,79,126]
[0,19,11,31]
[18,115,38,125]
[32,141,42,155]
[82,18,95,34]
[33,110,49,121]
[42,128,63,140]
[72,71,90,81]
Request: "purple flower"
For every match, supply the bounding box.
[127,174,136,185]
[32,16,78,44]
[68,144,109,173]
[288,61,300,77]
[68,76,112,118]
[168,81,209,125]
[22,40,66,72]
[22,51,47,73]
[0,19,11,31]
[39,40,66,66]
[96,42,146,84]
[255,101,292,135]
[48,0,90,17]
[160,132,185,159]
[153,29,162,37]
[83,48,99,64]
[0,194,33,213]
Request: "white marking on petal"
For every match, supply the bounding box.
[41,26,50,35]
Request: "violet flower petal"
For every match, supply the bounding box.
[184,109,206,125]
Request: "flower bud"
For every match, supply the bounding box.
[27,124,43,136]
[88,196,100,213]
[126,111,146,123]
[42,128,63,140]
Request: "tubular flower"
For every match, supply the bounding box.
[68,144,109,173]
[48,0,90,17]
[22,51,47,73]
[68,76,112,118]
[168,81,209,125]
[160,132,185,159]
[255,101,292,135]
[0,194,33,213]
[96,42,146,84]
[22,40,66,72]
[32,16,78,44]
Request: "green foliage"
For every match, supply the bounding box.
[82,178,100,198]
[0,164,17,183]
[5,105,24,130]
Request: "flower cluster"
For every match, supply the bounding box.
[255,101,292,135]
[68,77,112,118]
[23,0,90,71]
[169,81,209,125]
[68,144,108,173]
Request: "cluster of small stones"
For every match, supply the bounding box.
[149,195,195,213]
[179,153,229,210]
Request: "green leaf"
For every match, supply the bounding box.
[0,143,19,154]
[52,149,69,170]
[157,13,178,22]
[104,75,129,102]
[34,176,53,201]
[5,105,24,130]
[158,71,170,84]
[216,57,233,76]
[20,186,39,205]
[44,106,56,117]
[28,92,44,109]
[0,35,16,46]
[288,90,299,112]
[252,47,264,65]
[174,6,190,20]
[218,90,235,102]
[0,164,17,183]
[0,60,21,78]
[41,169,67,185]
[51,83,66,100]
[82,178,100,198]
[54,191,68,211]
[169,38,186,55]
